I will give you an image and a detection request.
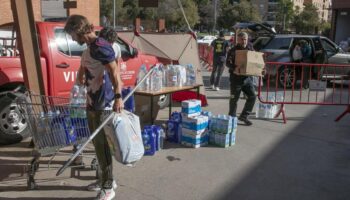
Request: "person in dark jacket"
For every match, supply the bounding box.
[210,31,229,91]
[226,32,256,126]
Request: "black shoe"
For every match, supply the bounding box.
[238,116,252,126]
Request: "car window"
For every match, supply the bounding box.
[264,37,292,50]
[321,38,336,55]
[253,37,272,51]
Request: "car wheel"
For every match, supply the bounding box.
[278,66,295,89]
[158,94,170,109]
[0,93,30,145]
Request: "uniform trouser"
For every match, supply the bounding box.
[210,60,225,87]
[228,74,256,119]
[87,110,113,189]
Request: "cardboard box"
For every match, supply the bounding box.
[235,50,264,76]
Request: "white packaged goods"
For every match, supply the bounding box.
[181,130,209,148]
[149,64,163,91]
[210,115,237,134]
[181,99,201,117]
[103,111,144,164]
[181,127,206,135]
[167,65,178,87]
[185,64,196,86]
[182,115,209,131]
[175,65,187,87]
[255,103,278,119]
[256,92,283,119]
[230,128,237,146]
[136,65,149,91]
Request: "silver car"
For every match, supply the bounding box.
[254,35,350,88]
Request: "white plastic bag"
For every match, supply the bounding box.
[103,110,144,165]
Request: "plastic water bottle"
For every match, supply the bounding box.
[167,65,177,87]
[159,128,165,149]
[136,65,149,91]
[186,64,196,86]
[150,66,162,91]
[160,65,167,87]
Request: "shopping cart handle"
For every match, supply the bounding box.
[56,65,157,176]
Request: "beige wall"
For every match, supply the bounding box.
[0,0,41,25]
[69,0,100,26]
[0,0,99,26]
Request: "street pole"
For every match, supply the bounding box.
[113,0,116,28]
[213,0,217,33]
[283,14,286,32]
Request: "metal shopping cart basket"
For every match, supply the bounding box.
[17,92,96,190]
[19,65,157,189]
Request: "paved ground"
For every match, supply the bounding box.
[0,67,350,200]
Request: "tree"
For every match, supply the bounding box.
[275,0,294,32]
[157,0,199,31]
[292,3,320,34]
[217,0,261,30]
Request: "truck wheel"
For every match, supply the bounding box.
[0,93,30,145]
[158,94,170,109]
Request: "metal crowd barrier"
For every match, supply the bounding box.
[258,62,350,123]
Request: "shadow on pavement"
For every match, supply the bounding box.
[0,198,92,200]
[213,102,350,200]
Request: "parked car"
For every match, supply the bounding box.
[254,34,350,87]
[197,35,217,45]
[233,22,350,88]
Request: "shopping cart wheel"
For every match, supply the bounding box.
[91,158,98,170]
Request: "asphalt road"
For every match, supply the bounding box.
[0,66,350,200]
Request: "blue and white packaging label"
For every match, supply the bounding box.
[181,99,202,117]
[182,115,209,131]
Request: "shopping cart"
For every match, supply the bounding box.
[17,93,96,189]
[18,66,156,189]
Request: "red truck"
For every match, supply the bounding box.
[0,22,159,145]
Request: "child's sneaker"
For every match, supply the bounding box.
[95,188,115,200]
[88,180,117,191]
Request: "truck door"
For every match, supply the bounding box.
[47,25,85,97]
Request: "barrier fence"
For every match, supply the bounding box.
[258,62,350,123]
[198,43,213,71]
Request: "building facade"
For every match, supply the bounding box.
[0,0,99,26]
[249,0,330,27]
[331,0,350,43]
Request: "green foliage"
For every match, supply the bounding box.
[217,0,261,29]
[292,3,320,34]
[275,0,295,31]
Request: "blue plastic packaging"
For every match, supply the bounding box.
[142,126,156,155]
[122,87,135,113]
